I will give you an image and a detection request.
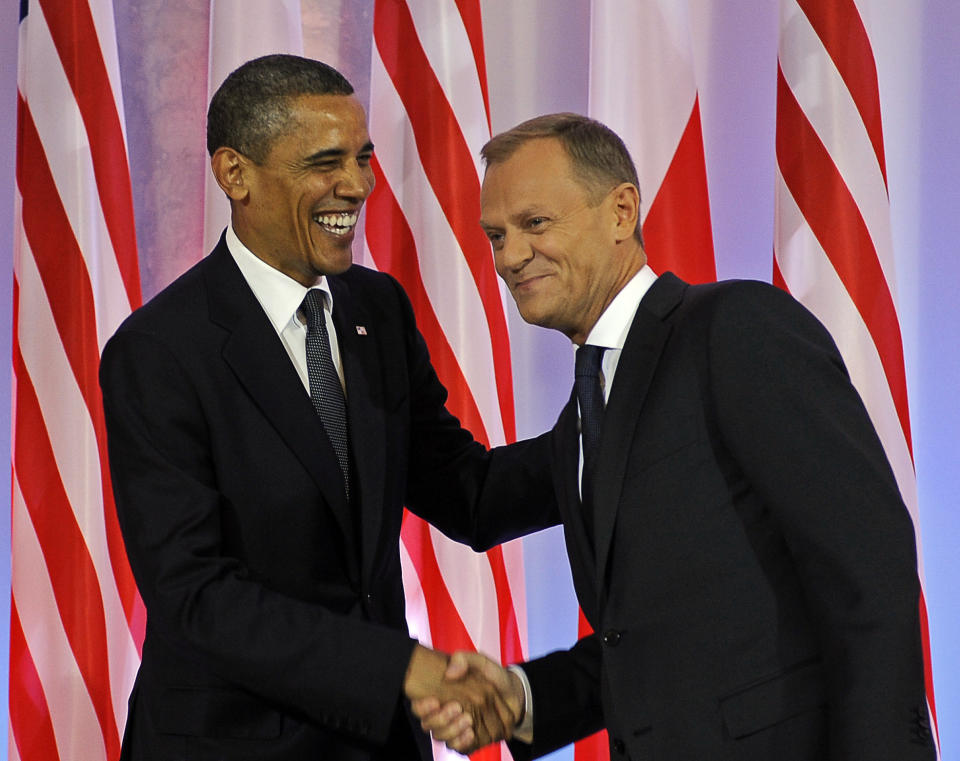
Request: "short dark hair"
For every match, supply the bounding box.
[206,54,354,162]
[482,113,644,245]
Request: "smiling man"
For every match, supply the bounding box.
[418,113,935,761]
[98,55,554,761]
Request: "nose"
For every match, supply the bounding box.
[495,231,533,275]
[336,160,375,201]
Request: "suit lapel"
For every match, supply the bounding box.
[203,243,358,558]
[329,276,387,588]
[592,273,687,600]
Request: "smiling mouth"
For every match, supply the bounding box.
[314,211,359,236]
[512,273,551,290]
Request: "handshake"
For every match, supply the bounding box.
[403,644,529,754]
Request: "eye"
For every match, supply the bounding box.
[485,231,504,249]
[357,152,373,167]
[527,216,547,229]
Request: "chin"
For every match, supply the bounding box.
[315,252,354,276]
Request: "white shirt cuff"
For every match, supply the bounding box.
[507,665,534,744]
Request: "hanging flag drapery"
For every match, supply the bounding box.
[589,0,716,286]
[774,0,939,754]
[366,1,526,759]
[201,0,304,254]
[586,2,717,757]
[11,2,144,760]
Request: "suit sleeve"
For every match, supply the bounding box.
[507,635,606,760]
[381,273,561,548]
[100,328,416,746]
[706,283,932,760]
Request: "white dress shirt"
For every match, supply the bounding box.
[226,225,346,395]
[576,265,658,492]
[514,265,658,742]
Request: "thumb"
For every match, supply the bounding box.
[444,650,473,680]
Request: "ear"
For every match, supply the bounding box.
[610,183,641,243]
[210,147,251,202]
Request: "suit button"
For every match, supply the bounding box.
[612,738,626,754]
[603,629,621,646]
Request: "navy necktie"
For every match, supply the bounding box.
[301,290,351,500]
[575,344,605,539]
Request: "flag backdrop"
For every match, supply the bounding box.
[201,0,304,254]
[366,1,526,758]
[7,2,953,761]
[773,0,938,753]
[11,2,143,760]
[590,0,716,286]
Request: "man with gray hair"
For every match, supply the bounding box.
[418,112,935,761]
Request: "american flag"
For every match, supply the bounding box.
[774,0,938,753]
[11,1,143,760]
[365,1,525,759]
[584,2,717,757]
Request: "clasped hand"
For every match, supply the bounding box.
[404,646,524,754]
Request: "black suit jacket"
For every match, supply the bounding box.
[511,274,934,761]
[100,239,556,761]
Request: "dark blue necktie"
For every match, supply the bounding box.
[301,290,351,500]
[575,344,605,539]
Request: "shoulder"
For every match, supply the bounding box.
[677,278,827,338]
[332,264,416,327]
[683,278,799,315]
[334,264,405,302]
[102,250,227,374]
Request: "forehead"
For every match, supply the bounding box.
[480,138,585,216]
[271,94,370,156]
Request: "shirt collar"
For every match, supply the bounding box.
[583,264,658,350]
[225,225,333,333]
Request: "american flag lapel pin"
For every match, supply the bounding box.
[355,325,367,335]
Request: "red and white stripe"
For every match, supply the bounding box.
[11,2,144,760]
[365,1,525,758]
[774,0,938,751]
[201,0,304,253]
[589,0,716,285]
[585,3,717,757]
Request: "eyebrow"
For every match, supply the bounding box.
[303,142,375,162]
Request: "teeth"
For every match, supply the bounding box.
[315,212,359,230]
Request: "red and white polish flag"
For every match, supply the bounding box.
[589,0,716,286]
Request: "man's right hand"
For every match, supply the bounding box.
[403,645,521,751]
[408,649,526,754]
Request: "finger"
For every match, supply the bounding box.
[461,666,519,737]
[410,696,441,719]
[445,727,478,755]
[426,711,473,742]
[468,692,510,746]
[444,651,472,680]
[418,701,466,734]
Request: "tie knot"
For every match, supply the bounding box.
[301,289,327,327]
[575,344,605,378]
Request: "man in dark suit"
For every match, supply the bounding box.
[417,113,936,760]
[99,55,552,760]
